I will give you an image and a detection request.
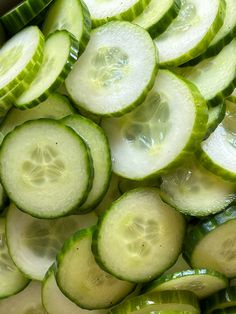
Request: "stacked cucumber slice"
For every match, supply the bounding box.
[1,0,236,313]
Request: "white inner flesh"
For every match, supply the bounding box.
[66,21,156,115]
[83,0,140,20]
[102,70,196,179]
[133,0,174,29]
[192,220,236,278]
[6,204,97,280]
[154,0,220,64]
[0,26,41,88]
[17,32,70,105]
[98,188,185,282]
[183,39,236,100]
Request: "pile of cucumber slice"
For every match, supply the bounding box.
[0,0,236,313]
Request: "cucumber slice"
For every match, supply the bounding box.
[0,217,29,298]
[118,177,161,194]
[82,0,151,27]
[160,157,236,217]
[15,30,79,109]
[92,188,185,282]
[142,269,228,299]
[65,21,158,117]
[109,291,200,314]
[183,206,236,278]
[62,114,111,213]
[198,100,236,181]
[42,0,91,53]
[206,103,226,138]
[163,255,191,275]
[133,0,181,38]
[6,203,97,280]
[227,88,236,103]
[180,38,236,105]
[0,0,53,35]
[42,264,107,314]
[56,228,135,309]
[0,26,44,98]
[0,281,46,313]
[102,69,207,180]
[154,0,225,67]
[0,119,92,218]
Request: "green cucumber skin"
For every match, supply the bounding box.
[77,0,92,53]
[205,103,226,139]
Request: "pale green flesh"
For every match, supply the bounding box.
[6,204,97,280]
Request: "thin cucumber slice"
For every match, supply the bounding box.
[82,0,151,27]
[180,38,236,105]
[206,103,226,138]
[6,203,97,281]
[65,21,158,117]
[142,269,228,299]
[0,119,92,218]
[0,26,44,98]
[15,30,79,109]
[132,0,181,38]
[109,291,200,314]
[0,281,46,313]
[62,114,111,213]
[56,228,135,310]
[0,0,53,35]
[102,70,207,180]
[42,0,91,53]
[160,157,236,217]
[183,206,236,278]
[92,188,185,282]
[0,218,29,298]
[42,265,107,314]
[154,0,225,67]
[227,88,236,103]
[198,100,236,181]
[163,255,191,275]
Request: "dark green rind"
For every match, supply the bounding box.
[0,119,93,219]
[0,22,5,47]
[15,30,79,110]
[0,0,53,35]
[0,184,8,213]
[205,103,226,139]
[109,291,200,314]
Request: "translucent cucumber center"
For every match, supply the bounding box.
[86,264,117,288]
[91,47,129,88]
[171,278,205,291]
[0,46,23,76]
[0,232,16,273]
[123,92,170,152]
[220,237,236,261]
[22,145,65,186]
[33,55,55,85]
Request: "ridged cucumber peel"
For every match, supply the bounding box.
[205,102,226,139]
[92,188,186,283]
[183,206,236,278]
[202,286,236,314]
[56,227,136,310]
[109,291,200,314]
[102,70,208,180]
[65,21,158,117]
[0,119,93,218]
[142,268,228,299]
[0,0,54,35]
[227,88,236,103]
[154,0,226,67]
[0,26,44,98]
[62,114,112,213]
[42,0,91,54]
[83,0,151,28]
[179,38,236,106]
[15,30,79,109]
[132,0,181,38]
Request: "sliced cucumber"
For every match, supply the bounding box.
[142,269,228,299]
[118,177,161,194]
[0,119,92,218]
[154,0,225,66]
[65,21,158,116]
[42,0,91,53]
[227,88,236,103]
[160,157,236,217]
[183,206,236,278]
[82,0,151,27]
[133,0,181,38]
[6,203,97,280]
[15,30,79,109]
[163,254,191,275]
[206,103,226,138]
[102,69,207,180]
[62,114,111,213]
[56,228,135,309]
[92,188,185,282]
